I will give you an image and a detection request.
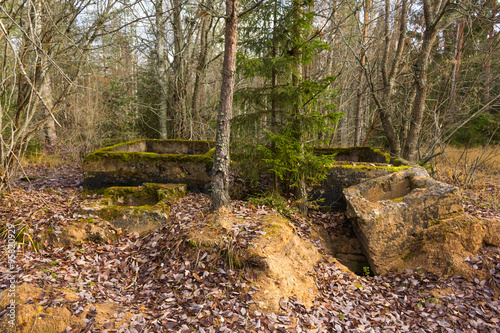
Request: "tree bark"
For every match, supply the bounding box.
[38,0,57,146]
[155,0,168,139]
[403,29,438,160]
[354,0,370,146]
[42,62,57,146]
[211,0,239,211]
[368,0,407,156]
[484,0,497,104]
[191,0,213,138]
[403,0,450,160]
[171,0,188,138]
[448,19,464,115]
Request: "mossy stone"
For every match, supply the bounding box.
[83,139,214,191]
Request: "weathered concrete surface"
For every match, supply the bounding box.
[82,139,214,192]
[344,167,464,275]
[395,215,500,278]
[82,183,186,235]
[310,147,412,210]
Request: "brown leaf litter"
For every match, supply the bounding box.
[0,164,499,332]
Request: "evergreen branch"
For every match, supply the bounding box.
[239,0,265,18]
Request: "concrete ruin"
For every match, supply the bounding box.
[311,147,412,210]
[82,139,214,192]
[81,183,186,235]
[81,141,472,276]
[343,167,464,275]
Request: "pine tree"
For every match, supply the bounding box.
[234,0,341,213]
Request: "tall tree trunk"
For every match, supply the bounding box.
[211,0,239,211]
[38,0,57,146]
[403,29,438,160]
[191,0,213,138]
[42,61,57,146]
[155,0,168,139]
[31,0,57,146]
[448,19,464,114]
[354,0,370,146]
[373,0,407,157]
[484,0,497,104]
[271,0,278,131]
[171,0,187,137]
[291,0,307,214]
[403,0,450,160]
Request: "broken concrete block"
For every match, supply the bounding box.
[343,167,464,275]
[82,139,214,192]
[82,183,186,235]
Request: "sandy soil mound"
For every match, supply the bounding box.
[0,284,138,333]
[187,210,322,312]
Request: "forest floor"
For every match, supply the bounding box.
[0,146,500,332]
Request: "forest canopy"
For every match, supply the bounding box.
[0,0,499,191]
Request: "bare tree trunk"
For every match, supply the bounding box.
[403,30,437,160]
[403,0,450,160]
[400,87,416,151]
[448,19,464,114]
[191,0,213,138]
[171,0,188,137]
[155,0,168,139]
[354,0,370,146]
[29,0,57,146]
[484,0,497,104]
[371,0,407,157]
[42,63,57,146]
[211,0,239,211]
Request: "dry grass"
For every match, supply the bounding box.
[433,145,500,185]
[23,150,67,168]
[432,145,500,219]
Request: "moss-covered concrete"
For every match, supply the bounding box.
[310,147,412,210]
[335,163,412,173]
[314,146,410,166]
[83,139,214,191]
[314,146,390,163]
[103,183,186,206]
[81,183,187,235]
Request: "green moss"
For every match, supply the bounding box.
[78,217,95,224]
[428,219,444,228]
[92,183,183,221]
[84,151,213,165]
[83,139,215,165]
[371,148,391,163]
[157,184,187,202]
[392,197,404,202]
[103,183,186,206]
[81,188,107,196]
[262,223,282,236]
[335,163,412,172]
[390,157,407,167]
[97,204,170,220]
[313,146,394,163]
[402,251,415,262]
[204,148,215,158]
[105,184,158,204]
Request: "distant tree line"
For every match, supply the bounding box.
[0,0,498,192]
